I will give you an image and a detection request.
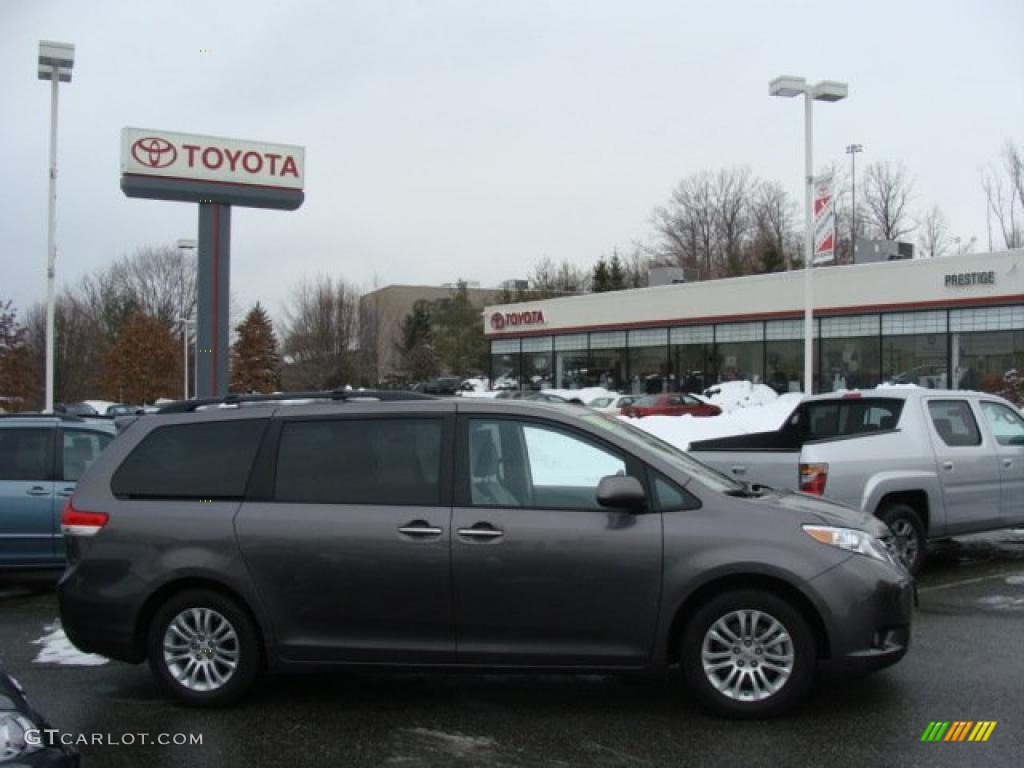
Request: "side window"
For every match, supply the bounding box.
[927,400,982,447]
[111,420,266,499]
[0,429,53,481]
[980,402,1024,447]
[275,418,442,506]
[62,430,112,482]
[652,473,701,512]
[806,404,839,439]
[468,419,627,510]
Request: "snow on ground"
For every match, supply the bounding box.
[459,390,502,399]
[461,377,489,392]
[33,621,108,666]
[541,387,618,404]
[702,380,780,411]
[627,392,804,451]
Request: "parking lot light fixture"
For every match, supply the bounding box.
[38,40,74,413]
[770,75,849,394]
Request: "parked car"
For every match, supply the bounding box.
[1,414,116,568]
[621,393,722,419]
[59,389,911,718]
[105,404,143,417]
[588,395,641,415]
[418,377,465,396]
[689,389,1024,573]
[0,666,79,765]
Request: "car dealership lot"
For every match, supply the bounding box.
[2,531,1022,768]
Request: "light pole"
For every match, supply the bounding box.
[770,75,848,394]
[38,41,74,413]
[846,143,863,264]
[177,238,198,399]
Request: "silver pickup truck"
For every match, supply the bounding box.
[689,388,1024,572]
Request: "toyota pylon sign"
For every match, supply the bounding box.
[121,127,304,190]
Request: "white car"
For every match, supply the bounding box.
[588,394,641,416]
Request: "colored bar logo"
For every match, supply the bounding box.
[921,721,997,742]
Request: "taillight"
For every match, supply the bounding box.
[61,498,109,537]
[799,463,829,495]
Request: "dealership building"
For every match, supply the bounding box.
[483,249,1024,395]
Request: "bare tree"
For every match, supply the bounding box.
[713,167,754,276]
[981,140,1024,250]
[529,256,590,297]
[652,170,718,280]
[750,179,796,271]
[917,205,952,259]
[280,275,361,390]
[863,161,916,241]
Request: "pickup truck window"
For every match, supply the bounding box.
[790,398,903,441]
[980,402,1024,447]
[927,400,982,447]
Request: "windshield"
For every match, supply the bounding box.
[579,412,744,494]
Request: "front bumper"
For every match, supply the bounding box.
[810,553,914,677]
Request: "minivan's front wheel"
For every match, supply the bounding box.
[147,589,260,707]
[681,591,815,718]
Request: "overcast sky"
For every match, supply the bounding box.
[2,0,1022,322]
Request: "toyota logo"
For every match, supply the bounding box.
[490,312,506,330]
[131,137,178,169]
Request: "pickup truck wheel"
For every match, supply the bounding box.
[878,504,926,574]
[147,589,261,707]
[680,590,816,718]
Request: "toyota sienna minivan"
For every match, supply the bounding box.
[58,391,912,718]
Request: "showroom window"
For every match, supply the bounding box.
[881,311,948,388]
[490,338,522,390]
[670,325,713,393]
[714,322,764,385]
[765,319,808,394]
[587,331,627,391]
[627,329,670,394]
[554,334,589,390]
[950,307,1024,393]
[820,314,881,392]
[521,336,554,390]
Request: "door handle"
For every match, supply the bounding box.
[731,465,747,476]
[57,487,75,497]
[1003,458,1013,468]
[397,521,443,538]
[942,461,954,471]
[25,487,49,497]
[456,524,504,540]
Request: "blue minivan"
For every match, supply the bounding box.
[0,414,115,568]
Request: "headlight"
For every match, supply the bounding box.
[0,711,43,760]
[803,525,892,563]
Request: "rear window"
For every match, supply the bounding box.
[928,400,982,447]
[111,420,267,499]
[274,418,443,506]
[796,398,904,440]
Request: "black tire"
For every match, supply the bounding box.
[680,590,816,719]
[877,503,926,575]
[147,589,261,707]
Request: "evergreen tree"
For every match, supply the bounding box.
[230,302,280,393]
[608,252,627,290]
[592,258,610,292]
[432,281,487,375]
[0,301,36,411]
[398,300,438,381]
[101,312,179,404]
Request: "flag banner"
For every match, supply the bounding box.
[813,176,835,265]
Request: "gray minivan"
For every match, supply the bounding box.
[58,392,912,718]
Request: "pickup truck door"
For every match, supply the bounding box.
[978,401,1024,526]
[924,398,1002,534]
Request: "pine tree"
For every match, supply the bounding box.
[230,302,280,393]
[101,312,180,404]
[608,252,626,290]
[0,301,36,411]
[592,258,610,292]
[432,282,487,375]
[398,300,438,381]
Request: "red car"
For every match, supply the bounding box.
[620,393,722,418]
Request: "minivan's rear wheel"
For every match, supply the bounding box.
[147,589,260,707]
[681,591,815,718]
[878,503,926,575]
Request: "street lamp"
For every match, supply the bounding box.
[769,75,848,394]
[38,40,74,413]
[846,143,863,264]
[177,239,198,398]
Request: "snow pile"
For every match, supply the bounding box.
[541,387,618,404]
[628,392,804,450]
[459,390,501,399]
[33,621,108,666]
[702,381,780,412]
[461,377,489,393]
[876,382,920,389]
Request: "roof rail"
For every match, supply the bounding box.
[0,412,87,422]
[155,389,437,414]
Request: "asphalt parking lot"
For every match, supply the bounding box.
[2,531,1022,768]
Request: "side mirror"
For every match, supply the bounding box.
[597,475,646,510]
